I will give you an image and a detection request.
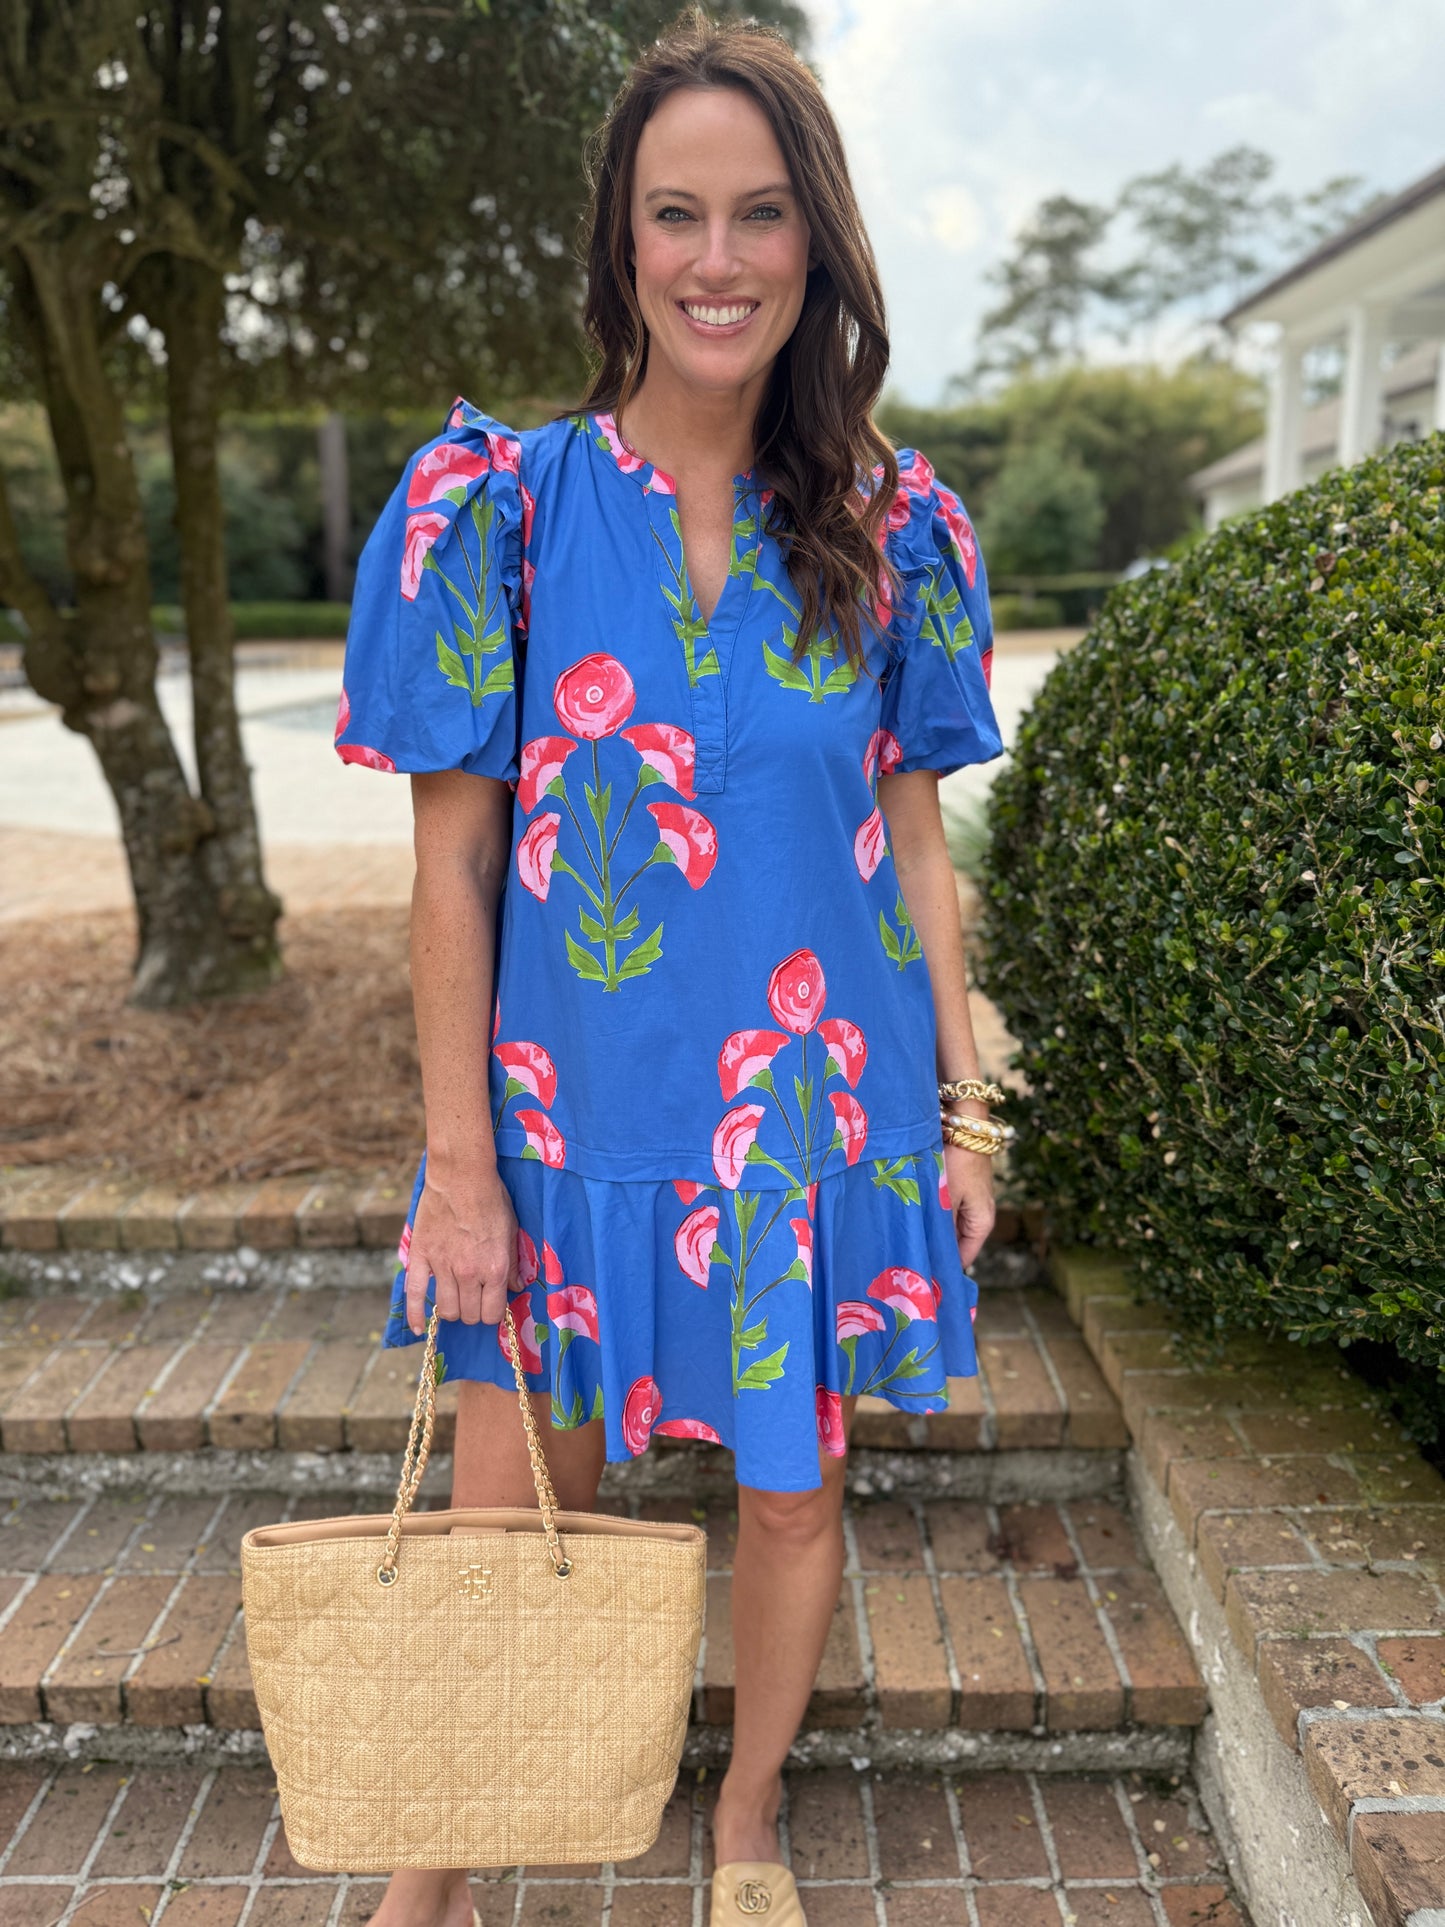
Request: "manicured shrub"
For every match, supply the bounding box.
[978,432,1445,1372]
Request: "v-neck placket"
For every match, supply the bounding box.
[591,412,756,797]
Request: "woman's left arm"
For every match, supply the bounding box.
[876,768,996,1270]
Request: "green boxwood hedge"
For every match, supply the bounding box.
[978,432,1444,1372]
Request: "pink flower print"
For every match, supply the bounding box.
[836,1300,885,1342]
[818,1017,867,1088]
[935,482,979,588]
[521,557,536,633]
[520,481,536,545]
[647,802,718,888]
[334,685,351,741]
[553,652,637,739]
[718,1028,790,1103]
[766,948,826,1034]
[816,1386,846,1458]
[981,645,994,689]
[517,735,579,814]
[594,411,647,476]
[854,806,886,881]
[791,1218,814,1287]
[499,1298,543,1375]
[491,998,501,1042]
[655,1415,722,1442]
[407,443,490,509]
[447,397,467,429]
[867,1266,941,1324]
[402,510,449,599]
[543,1240,565,1286]
[396,1220,412,1267]
[673,1178,706,1205]
[938,1161,952,1211]
[494,1039,557,1108]
[515,1108,566,1167]
[547,1283,599,1342]
[675,1204,720,1288]
[486,431,522,477]
[828,1091,869,1165]
[863,728,903,785]
[807,1180,818,1217]
[515,1228,540,1288]
[337,740,397,774]
[516,812,560,901]
[620,723,697,799]
[713,1104,765,1188]
[898,449,937,501]
[622,1375,661,1454]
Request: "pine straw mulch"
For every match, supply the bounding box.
[1,907,425,1187]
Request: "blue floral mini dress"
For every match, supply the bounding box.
[334,397,1003,1491]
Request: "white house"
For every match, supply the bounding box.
[1189,159,1445,531]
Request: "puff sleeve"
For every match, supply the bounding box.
[877,451,1004,778]
[333,399,526,780]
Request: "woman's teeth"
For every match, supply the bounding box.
[682,302,757,327]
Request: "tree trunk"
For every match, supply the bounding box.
[159,253,284,973]
[318,411,353,604]
[3,245,282,1009]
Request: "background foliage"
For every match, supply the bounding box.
[978,433,1445,1394]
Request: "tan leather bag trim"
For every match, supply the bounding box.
[241,1506,703,1553]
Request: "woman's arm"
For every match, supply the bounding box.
[403,768,519,1335]
[876,768,996,1268]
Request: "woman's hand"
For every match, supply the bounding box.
[944,1140,995,1273]
[404,1161,519,1336]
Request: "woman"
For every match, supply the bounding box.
[335,11,1004,1925]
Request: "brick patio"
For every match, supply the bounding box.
[0,1759,1246,1926]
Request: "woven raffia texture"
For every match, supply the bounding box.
[241,1523,706,1872]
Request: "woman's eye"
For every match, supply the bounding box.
[657,206,692,223]
[747,205,783,222]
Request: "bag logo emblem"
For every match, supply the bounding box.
[458,1564,494,1601]
[735,1881,771,1914]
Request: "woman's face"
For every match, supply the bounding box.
[628,84,814,403]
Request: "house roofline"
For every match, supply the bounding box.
[1221,159,1445,327]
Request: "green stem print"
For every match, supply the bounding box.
[711,1188,806,1394]
[870,1157,922,1205]
[427,496,515,705]
[651,514,721,687]
[917,562,973,663]
[878,888,923,969]
[736,505,857,704]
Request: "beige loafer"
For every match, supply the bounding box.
[710,1860,807,1924]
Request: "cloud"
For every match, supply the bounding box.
[808,0,1444,402]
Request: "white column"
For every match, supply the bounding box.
[1434,340,1445,432]
[1263,332,1308,502]
[1337,302,1389,465]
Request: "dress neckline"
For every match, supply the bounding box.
[589,411,754,496]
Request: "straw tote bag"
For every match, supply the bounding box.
[239,1303,707,1873]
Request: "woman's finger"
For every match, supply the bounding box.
[405,1247,433,1336]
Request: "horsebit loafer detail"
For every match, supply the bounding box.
[710,1861,807,1924]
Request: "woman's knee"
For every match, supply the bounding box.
[738,1473,844,1547]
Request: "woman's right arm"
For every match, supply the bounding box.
[402,767,518,1337]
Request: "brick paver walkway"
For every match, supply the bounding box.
[0,1759,1245,1925]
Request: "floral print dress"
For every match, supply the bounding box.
[335,397,1003,1492]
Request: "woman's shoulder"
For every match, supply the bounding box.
[879,446,981,592]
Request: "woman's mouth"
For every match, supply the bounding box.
[678,300,760,335]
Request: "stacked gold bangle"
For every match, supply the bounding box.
[937,1077,1013,1157]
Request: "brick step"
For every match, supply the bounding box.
[0,1756,1250,1925]
[0,1283,1126,1466]
[0,1486,1205,1768]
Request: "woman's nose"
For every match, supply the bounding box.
[693,217,743,283]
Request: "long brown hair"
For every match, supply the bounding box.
[578,7,900,673]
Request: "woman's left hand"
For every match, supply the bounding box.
[944,1141,995,1273]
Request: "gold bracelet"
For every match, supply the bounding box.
[938,1077,1006,1106]
[940,1108,1008,1141]
[941,1120,1006,1156]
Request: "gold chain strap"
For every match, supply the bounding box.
[376,1303,572,1586]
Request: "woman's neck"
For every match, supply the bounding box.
[617,363,767,485]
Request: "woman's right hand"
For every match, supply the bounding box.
[404,1159,518,1336]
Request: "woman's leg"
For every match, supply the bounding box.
[712,1394,860,1865]
[367,1381,608,1927]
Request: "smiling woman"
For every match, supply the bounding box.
[330,9,1004,1925]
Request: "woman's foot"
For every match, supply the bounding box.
[364,1866,475,1927]
[711,1773,784,1867]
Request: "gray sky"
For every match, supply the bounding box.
[807,0,1445,403]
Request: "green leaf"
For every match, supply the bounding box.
[478,655,514,700]
[819,659,857,694]
[736,1342,789,1389]
[565,929,608,981]
[617,921,665,980]
[738,1319,769,1349]
[577,908,606,941]
[432,1350,448,1386]
[591,1384,605,1420]
[584,781,611,832]
[436,633,470,690]
[879,912,901,962]
[613,905,640,938]
[762,639,813,691]
[709,1240,728,1265]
